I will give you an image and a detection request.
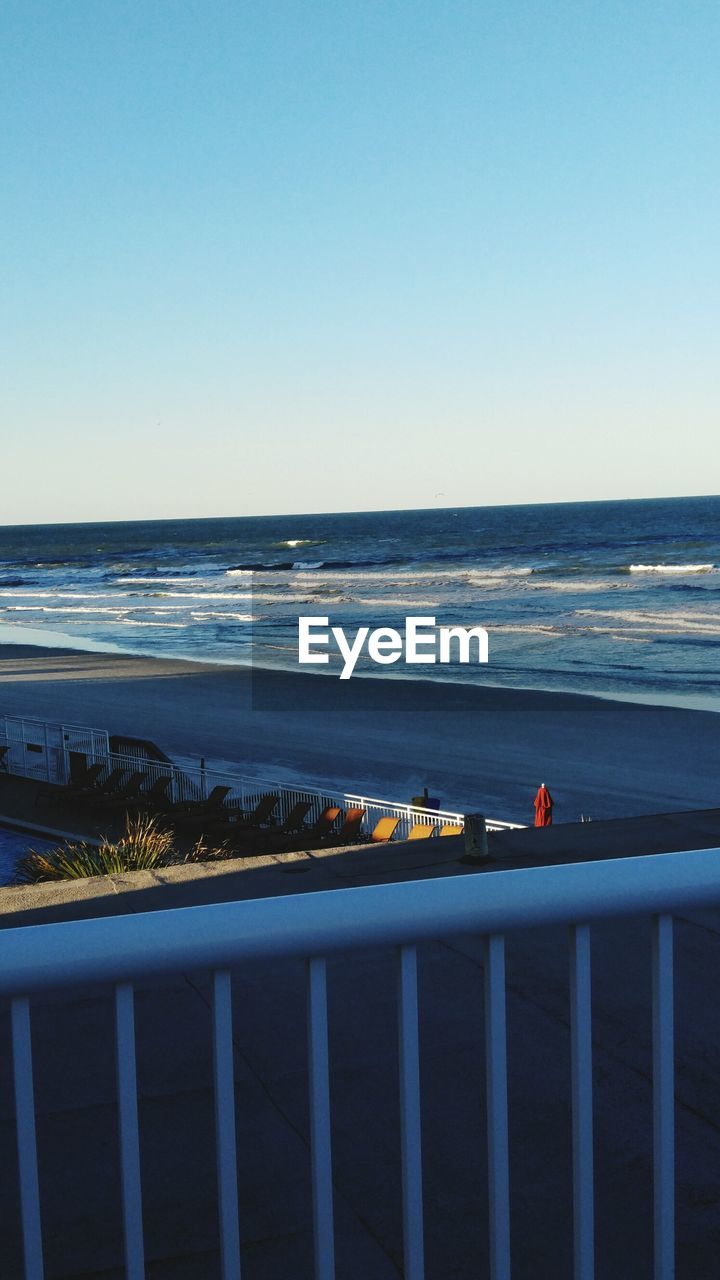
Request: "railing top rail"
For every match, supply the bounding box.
[0,715,108,737]
[2,846,719,997]
[96,752,515,827]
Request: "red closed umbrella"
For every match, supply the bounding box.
[534,784,553,827]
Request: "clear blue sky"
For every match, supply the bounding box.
[2,1,718,523]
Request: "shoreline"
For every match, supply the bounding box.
[1,621,717,716]
[1,641,719,827]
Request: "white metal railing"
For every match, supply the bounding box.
[0,715,109,785]
[0,713,522,836]
[2,847,720,1279]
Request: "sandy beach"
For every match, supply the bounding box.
[1,642,718,825]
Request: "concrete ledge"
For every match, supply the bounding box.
[0,837,467,928]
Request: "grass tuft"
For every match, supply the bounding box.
[14,814,228,884]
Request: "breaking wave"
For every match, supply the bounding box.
[628,563,717,574]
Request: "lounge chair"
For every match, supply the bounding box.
[368,816,400,843]
[99,771,151,811]
[51,760,106,807]
[278,800,313,833]
[211,793,279,832]
[407,823,436,840]
[82,765,128,795]
[439,822,464,837]
[271,805,342,853]
[220,798,318,856]
[176,785,233,815]
[238,792,279,827]
[311,805,342,838]
[333,807,366,843]
[173,785,235,829]
[134,775,173,812]
[69,760,105,791]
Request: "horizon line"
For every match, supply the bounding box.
[1,489,719,533]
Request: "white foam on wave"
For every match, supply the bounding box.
[114,576,202,585]
[117,619,187,629]
[526,578,623,593]
[628,563,716,574]
[152,591,252,601]
[0,590,132,599]
[296,566,535,585]
[4,605,130,615]
[189,611,255,622]
[348,597,450,609]
[576,608,720,635]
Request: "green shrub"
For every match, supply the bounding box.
[14,814,229,884]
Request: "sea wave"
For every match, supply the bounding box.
[273,539,327,549]
[576,608,720,635]
[3,605,132,615]
[148,591,253,601]
[0,590,133,599]
[628,563,717,574]
[117,620,188,629]
[188,611,255,622]
[114,576,202,585]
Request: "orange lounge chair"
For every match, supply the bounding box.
[439,822,464,837]
[333,807,366,843]
[369,816,400,843]
[309,805,342,839]
[407,822,436,840]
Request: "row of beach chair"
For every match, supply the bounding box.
[193,795,463,850]
[35,757,465,847]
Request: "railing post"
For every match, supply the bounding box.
[115,983,145,1280]
[11,997,44,1280]
[307,957,335,1280]
[569,924,594,1280]
[398,944,425,1280]
[213,970,242,1279]
[484,934,510,1280]
[652,914,675,1280]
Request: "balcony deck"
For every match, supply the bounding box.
[2,812,720,1277]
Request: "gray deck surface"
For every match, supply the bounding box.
[2,796,720,1278]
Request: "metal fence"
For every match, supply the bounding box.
[2,847,719,1279]
[0,716,109,785]
[0,714,521,837]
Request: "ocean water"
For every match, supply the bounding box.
[0,496,719,709]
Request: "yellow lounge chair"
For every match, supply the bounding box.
[407,822,436,840]
[439,822,464,837]
[369,816,400,843]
